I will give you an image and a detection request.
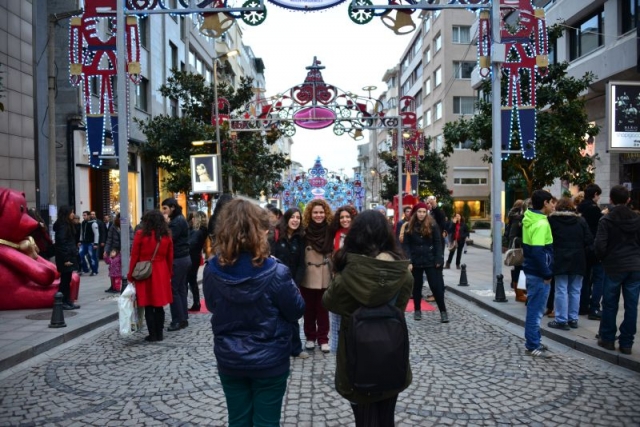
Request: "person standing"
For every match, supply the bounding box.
[161,198,192,332]
[522,190,555,358]
[269,207,308,359]
[104,213,134,293]
[203,199,305,427]
[187,211,208,312]
[78,211,99,276]
[445,214,469,270]
[91,211,106,262]
[547,198,592,330]
[507,199,527,302]
[395,205,412,245]
[402,202,448,323]
[595,185,640,355]
[207,194,233,257]
[127,210,174,342]
[323,210,413,426]
[53,206,81,310]
[301,199,334,353]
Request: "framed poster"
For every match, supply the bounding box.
[191,154,221,194]
[608,81,640,151]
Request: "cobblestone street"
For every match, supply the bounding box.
[2,293,640,427]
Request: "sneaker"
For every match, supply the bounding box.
[320,344,330,353]
[305,341,315,350]
[526,347,552,358]
[295,351,310,359]
[548,321,570,331]
[414,311,422,321]
[568,320,579,329]
[588,311,602,320]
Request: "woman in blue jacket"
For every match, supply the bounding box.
[204,199,305,427]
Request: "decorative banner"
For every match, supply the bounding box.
[608,81,640,151]
[266,0,346,11]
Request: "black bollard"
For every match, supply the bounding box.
[494,274,508,303]
[457,264,469,286]
[49,292,67,328]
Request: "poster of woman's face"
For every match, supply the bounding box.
[191,155,220,193]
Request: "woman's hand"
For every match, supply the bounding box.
[64,261,73,267]
[408,263,413,272]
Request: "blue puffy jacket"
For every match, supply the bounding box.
[203,253,305,378]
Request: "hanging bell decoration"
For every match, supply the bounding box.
[200,12,236,38]
[381,5,416,35]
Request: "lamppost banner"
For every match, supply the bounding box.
[191,155,222,194]
[608,81,640,151]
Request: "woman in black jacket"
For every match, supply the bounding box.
[402,202,448,323]
[506,199,527,302]
[53,206,80,310]
[187,211,208,312]
[269,207,308,358]
[445,213,469,270]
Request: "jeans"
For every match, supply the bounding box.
[169,255,192,325]
[524,274,551,351]
[553,274,583,324]
[291,321,303,356]
[590,262,605,314]
[79,243,97,274]
[599,271,640,349]
[219,371,289,427]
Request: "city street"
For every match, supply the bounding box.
[2,290,640,426]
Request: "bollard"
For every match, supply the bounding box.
[457,264,469,286]
[49,292,67,328]
[494,274,508,302]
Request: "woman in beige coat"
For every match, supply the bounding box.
[301,199,333,353]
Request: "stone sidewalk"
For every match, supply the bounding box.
[1,239,639,373]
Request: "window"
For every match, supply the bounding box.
[413,36,422,55]
[434,101,442,121]
[425,78,431,95]
[424,16,431,34]
[453,168,489,185]
[424,47,431,64]
[454,61,475,79]
[415,90,422,108]
[170,98,178,118]
[454,178,488,185]
[434,33,442,52]
[454,139,474,150]
[434,67,442,87]
[453,96,476,115]
[425,109,432,126]
[621,0,639,34]
[135,78,149,111]
[435,134,444,152]
[569,8,604,60]
[433,10,441,20]
[452,26,471,44]
[413,62,423,80]
[189,49,196,68]
[138,16,149,49]
[169,42,178,70]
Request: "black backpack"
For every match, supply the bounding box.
[345,296,409,395]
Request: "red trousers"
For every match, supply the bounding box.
[299,287,329,345]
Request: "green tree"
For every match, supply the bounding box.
[136,71,290,197]
[442,25,599,197]
[380,139,452,208]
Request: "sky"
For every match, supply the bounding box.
[239,3,414,175]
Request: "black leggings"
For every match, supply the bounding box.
[446,242,464,266]
[351,395,398,427]
[58,271,72,303]
[186,256,201,305]
[412,266,447,313]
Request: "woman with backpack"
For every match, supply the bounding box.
[323,210,413,427]
[402,202,449,323]
[269,207,308,359]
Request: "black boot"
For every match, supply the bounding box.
[189,282,201,311]
[155,307,165,341]
[144,307,157,342]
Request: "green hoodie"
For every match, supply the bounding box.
[522,209,554,280]
[323,252,413,404]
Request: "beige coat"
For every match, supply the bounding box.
[301,246,331,289]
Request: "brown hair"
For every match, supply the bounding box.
[407,206,435,237]
[214,199,270,267]
[302,199,333,228]
[555,196,575,212]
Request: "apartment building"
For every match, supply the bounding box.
[545,0,640,207]
[1,1,266,224]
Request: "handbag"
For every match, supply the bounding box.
[448,240,458,251]
[504,238,524,267]
[131,240,160,280]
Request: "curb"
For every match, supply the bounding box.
[446,285,640,373]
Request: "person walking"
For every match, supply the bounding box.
[103,213,134,293]
[506,199,527,302]
[269,207,308,359]
[323,210,413,427]
[402,202,448,323]
[161,198,192,332]
[444,213,469,270]
[78,210,99,276]
[127,210,174,342]
[301,199,334,353]
[53,206,81,310]
[595,185,640,355]
[522,190,555,358]
[547,198,592,330]
[203,199,305,427]
[328,205,358,353]
[187,211,208,312]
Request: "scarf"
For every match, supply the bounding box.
[306,221,330,254]
[334,228,349,251]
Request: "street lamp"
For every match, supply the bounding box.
[213,49,240,193]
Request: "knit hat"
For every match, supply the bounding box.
[410,202,429,216]
[374,205,387,214]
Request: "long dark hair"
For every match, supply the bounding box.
[275,208,304,240]
[333,210,402,272]
[141,210,170,240]
[161,197,182,219]
[208,193,233,238]
[56,206,76,239]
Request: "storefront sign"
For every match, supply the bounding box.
[608,81,640,151]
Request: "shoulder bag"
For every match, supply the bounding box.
[132,240,160,280]
[504,237,524,267]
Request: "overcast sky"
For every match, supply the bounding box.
[240,4,413,175]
